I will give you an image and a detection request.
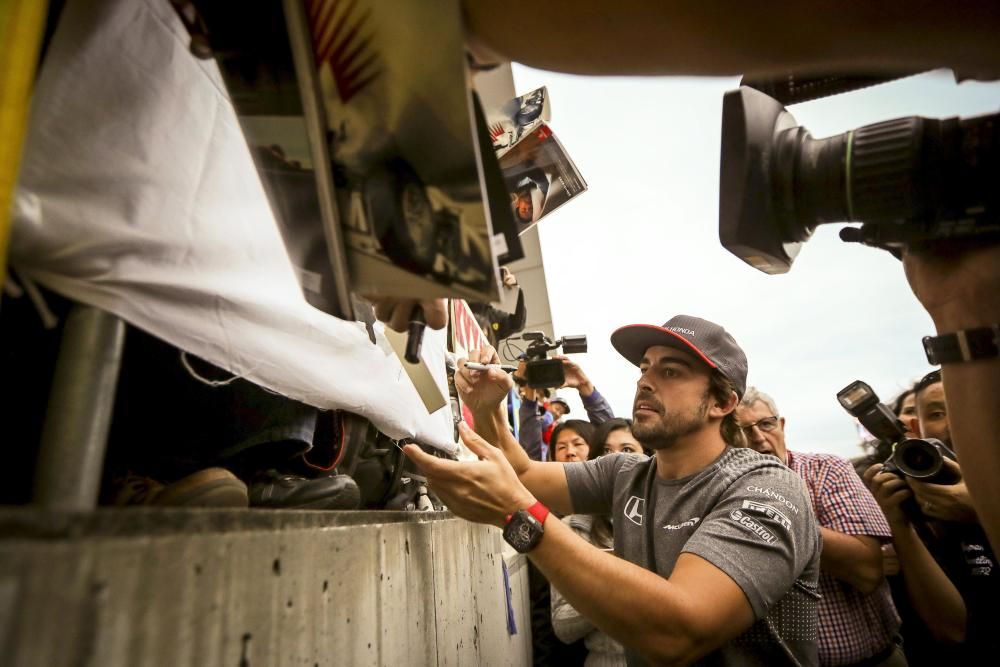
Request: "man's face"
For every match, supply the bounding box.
[914,381,950,445]
[550,402,568,420]
[735,401,787,464]
[514,191,533,222]
[603,428,644,455]
[553,428,590,462]
[631,345,713,450]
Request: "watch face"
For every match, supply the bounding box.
[503,510,543,553]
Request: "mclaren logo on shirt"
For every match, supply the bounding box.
[729,509,777,544]
[624,496,645,525]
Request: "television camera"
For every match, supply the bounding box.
[720,75,1000,274]
[516,331,588,389]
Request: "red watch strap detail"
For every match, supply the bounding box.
[526,500,549,525]
[505,500,549,525]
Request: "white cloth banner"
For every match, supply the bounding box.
[10,0,456,453]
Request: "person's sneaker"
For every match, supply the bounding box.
[249,470,361,510]
[112,467,249,507]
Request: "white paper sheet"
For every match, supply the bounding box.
[10,0,456,453]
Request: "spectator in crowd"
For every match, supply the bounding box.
[548,396,571,421]
[591,418,646,457]
[847,379,939,665]
[894,389,918,424]
[523,400,597,663]
[541,396,573,450]
[551,430,649,667]
[864,370,999,662]
[517,357,614,461]
[736,388,902,667]
[549,420,596,463]
[406,315,821,665]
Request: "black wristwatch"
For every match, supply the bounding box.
[923,325,999,365]
[502,501,549,553]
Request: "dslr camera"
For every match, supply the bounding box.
[836,379,958,487]
[518,331,587,389]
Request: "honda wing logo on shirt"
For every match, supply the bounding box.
[624,496,645,525]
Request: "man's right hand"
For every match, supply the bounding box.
[456,345,514,415]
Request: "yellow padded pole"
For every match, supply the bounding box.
[0,0,49,284]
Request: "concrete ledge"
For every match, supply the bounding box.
[0,507,453,539]
[0,509,531,666]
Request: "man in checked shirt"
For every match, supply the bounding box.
[737,388,904,667]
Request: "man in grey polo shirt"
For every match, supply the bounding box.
[404,314,821,665]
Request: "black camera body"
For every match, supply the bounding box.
[837,379,959,486]
[520,331,587,389]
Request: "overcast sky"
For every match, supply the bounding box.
[510,67,1000,460]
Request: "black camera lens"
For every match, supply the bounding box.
[900,446,935,475]
[719,86,1000,274]
[894,439,944,479]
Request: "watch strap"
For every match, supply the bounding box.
[923,325,1000,365]
[506,500,549,526]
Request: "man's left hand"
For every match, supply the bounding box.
[403,423,536,528]
[907,459,978,523]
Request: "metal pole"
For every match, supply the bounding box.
[33,304,126,510]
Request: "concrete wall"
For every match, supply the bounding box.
[0,509,531,666]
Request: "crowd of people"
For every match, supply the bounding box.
[402,302,998,666]
[390,21,1000,658]
[6,4,998,666]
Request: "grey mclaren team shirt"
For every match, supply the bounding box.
[564,448,821,666]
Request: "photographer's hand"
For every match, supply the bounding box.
[556,355,595,398]
[865,458,969,640]
[907,459,978,524]
[902,241,1000,550]
[903,242,1000,328]
[863,464,913,530]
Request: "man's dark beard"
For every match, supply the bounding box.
[632,392,711,451]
